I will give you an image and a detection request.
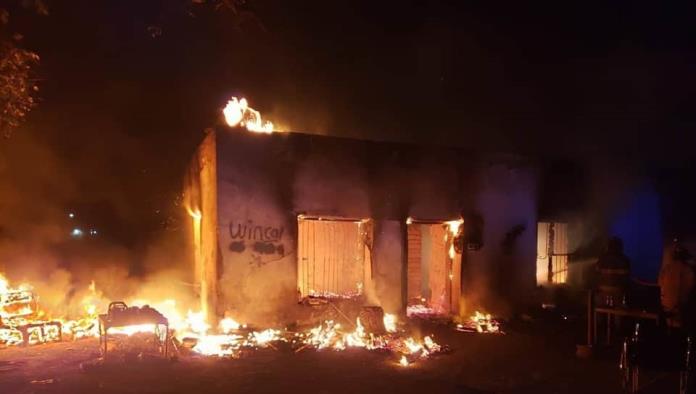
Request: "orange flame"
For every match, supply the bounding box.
[445,219,463,259]
[223,97,275,133]
[1,274,102,346]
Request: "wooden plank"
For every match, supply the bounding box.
[430,224,448,311]
[297,219,364,297]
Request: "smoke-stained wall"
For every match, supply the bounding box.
[215,133,297,325]
[372,220,405,313]
[207,129,540,321]
[464,162,539,313]
[292,143,371,218]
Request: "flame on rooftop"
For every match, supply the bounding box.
[223,97,276,134]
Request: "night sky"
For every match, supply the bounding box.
[3,0,696,247]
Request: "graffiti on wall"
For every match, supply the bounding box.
[228,219,286,266]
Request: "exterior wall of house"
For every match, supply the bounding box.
[207,128,539,322]
[464,163,539,313]
[214,131,298,325]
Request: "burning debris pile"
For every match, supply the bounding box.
[183,319,284,358]
[1,269,503,369]
[177,306,446,367]
[0,274,99,347]
[456,311,502,334]
[0,283,62,346]
[294,314,443,367]
[0,271,448,367]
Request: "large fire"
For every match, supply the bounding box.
[2,208,491,364]
[222,97,276,133]
[0,272,447,366]
[1,215,501,370]
[0,274,99,346]
[445,218,463,260]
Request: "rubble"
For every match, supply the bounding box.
[456,311,502,334]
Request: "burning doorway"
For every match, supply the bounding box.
[297,216,372,300]
[406,220,463,316]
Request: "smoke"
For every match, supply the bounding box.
[560,157,647,255]
[538,156,666,283]
[265,101,333,136]
[0,128,197,320]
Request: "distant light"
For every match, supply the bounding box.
[68,213,75,219]
[89,229,98,236]
[71,228,83,237]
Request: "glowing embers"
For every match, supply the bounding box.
[297,313,444,367]
[184,311,445,367]
[406,302,448,319]
[222,97,275,133]
[177,314,283,358]
[192,333,244,357]
[456,311,502,334]
[305,286,363,301]
[298,318,385,351]
[189,329,284,358]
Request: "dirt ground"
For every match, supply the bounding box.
[0,318,681,394]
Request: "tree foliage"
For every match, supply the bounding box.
[0,1,45,138]
[0,40,39,138]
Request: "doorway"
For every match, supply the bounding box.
[406,220,462,315]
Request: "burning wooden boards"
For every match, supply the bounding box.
[455,311,502,334]
[293,305,446,367]
[0,288,63,347]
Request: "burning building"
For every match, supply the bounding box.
[184,112,539,325]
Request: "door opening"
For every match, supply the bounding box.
[406,219,462,316]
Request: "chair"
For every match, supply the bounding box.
[620,322,693,393]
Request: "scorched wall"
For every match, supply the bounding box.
[188,128,539,323]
